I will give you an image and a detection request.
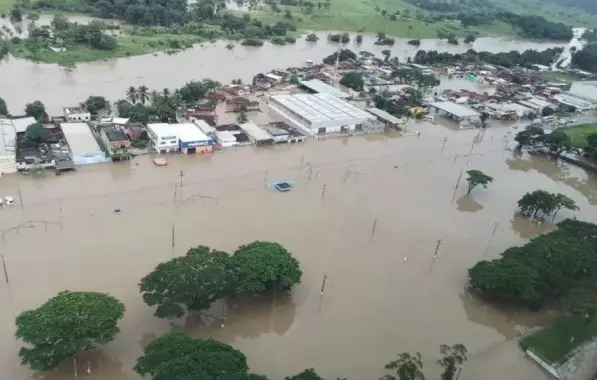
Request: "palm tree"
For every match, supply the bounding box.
[162,88,170,97]
[237,107,248,124]
[126,86,138,103]
[137,85,150,105]
[382,352,425,380]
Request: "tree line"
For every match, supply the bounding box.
[468,218,595,310]
[412,47,563,69]
[14,240,469,380]
[572,43,597,73]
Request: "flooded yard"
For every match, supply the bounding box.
[0,123,596,380]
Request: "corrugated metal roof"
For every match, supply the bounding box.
[300,79,349,98]
[271,93,373,125]
[430,101,480,118]
[60,123,103,155]
[365,107,404,124]
[239,122,273,141]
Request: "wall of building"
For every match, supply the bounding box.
[72,151,107,166]
[66,113,91,122]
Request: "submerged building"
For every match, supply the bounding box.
[269,93,375,135]
[60,122,108,165]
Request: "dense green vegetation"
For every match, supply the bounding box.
[465,169,493,196]
[520,314,597,365]
[15,291,125,371]
[517,190,578,220]
[412,47,564,69]
[572,43,597,73]
[468,219,597,309]
[139,242,302,318]
[116,79,219,123]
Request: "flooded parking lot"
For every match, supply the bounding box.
[0,123,596,380]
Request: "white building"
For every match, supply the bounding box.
[60,123,108,165]
[147,123,213,154]
[147,123,180,153]
[269,93,375,135]
[562,81,597,110]
[239,122,274,145]
[64,107,91,122]
[0,117,37,174]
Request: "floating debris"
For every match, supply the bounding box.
[153,158,168,166]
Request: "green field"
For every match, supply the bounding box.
[10,33,202,65]
[248,0,516,38]
[488,0,597,28]
[563,123,597,148]
[520,315,597,365]
[0,0,14,12]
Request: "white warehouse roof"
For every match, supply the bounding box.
[60,123,103,155]
[175,123,210,142]
[430,101,480,118]
[271,93,374,126]
[239,122,273,142]
[300,79,350,99]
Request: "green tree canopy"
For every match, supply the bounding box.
[232,241,303,294]
[16,291,125,371]
[437,344,467,380]
[468,219,597,308]
[285,368,325,380]
[25,100,47,122]
[0,97,8,115]
[541,129,572,158]
[134,332,261,380]
[139,246,234,318]
[340,72,364,91]
[465,169,493,196]
[24,123,48,145]
[382,352,425,380]
[515,125,544,147]
[85,96,109,114]
[517,190,578,220]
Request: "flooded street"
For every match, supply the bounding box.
[0,31,563,114]
[0,123,596,379]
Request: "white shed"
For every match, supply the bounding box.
[60,123,108,165]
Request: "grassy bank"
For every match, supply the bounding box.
[10,33,202,65]
[248,0,516,38]
[563,123,597,148]
[0,0,13,12]
[520,315,597,365]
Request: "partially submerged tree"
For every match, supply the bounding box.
[514,125,544,148]
[285,368,325,380]
[24,123,48,144]
[16,291,125,371]
[468,219,597,308]
[24,100,47,122]
[0,97,8,116]
[84,95,109,114]
[542,129,572,158]
[517,190,578,220]
[232,241,302,294]
[437,344,468,380]
[465,170,493,196]
[381,352,425,380]
[139,246,234,318]
[134,332,263,380]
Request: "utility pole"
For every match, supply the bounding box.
[320,273,328,295]
[18,189,23,209]
[171,224,175,248]
[1,253,9,284]
[440,137,448,157]
[321,184,327,203]
[263,170,269,187]
[451,168,464,204]
[179,170,185,187]
[483,223,499,256]
[369,218,378,242]
[300,154,304,167]
[428,239,442,273]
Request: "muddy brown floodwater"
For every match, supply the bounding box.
[0,123,596,380]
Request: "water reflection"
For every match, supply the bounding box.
[456,195,484,213]
[182,292,295,341]
[509,214,555,240]
[36,349,126,380]
[459,291,558,340]
[506,155,597,205]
